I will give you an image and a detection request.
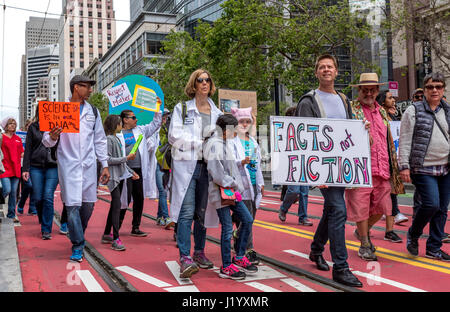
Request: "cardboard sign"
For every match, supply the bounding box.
[388,81,399,97]
[39,101,80,133]
[390,121,401,156]
[16,131,27,149]
[218,89,257,115]
[131,85,161,112]
[106,83,132,108]
[270,116,372,187]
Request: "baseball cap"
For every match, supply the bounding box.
[70,75,96,90]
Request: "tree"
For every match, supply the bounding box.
[156,0,373,119]
[88,92,109,121]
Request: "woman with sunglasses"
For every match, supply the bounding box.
[168,69,223,278]
[399,72,450,261]
[0,116,24,223]
[117,108,162,239]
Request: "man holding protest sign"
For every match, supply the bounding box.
[42,75,110,262]
[346,73,404,261]
[295,54,362,287]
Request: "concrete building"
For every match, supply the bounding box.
[98,11,176,92]
[59,0,117,100]
[48,65,60,102]
[26,45,59,121]
[82,58,100,93]
[391,0,450,101]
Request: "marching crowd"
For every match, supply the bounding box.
[0,54,449,287]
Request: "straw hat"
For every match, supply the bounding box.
[350,73,386,87]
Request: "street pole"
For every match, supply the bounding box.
[386,0,393,81]
[274,78,280,116]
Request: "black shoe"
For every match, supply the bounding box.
[42,232,52,240]
[246,249,260,265]
[425,249,450,261]
[278,209,286,222]
[406,233,419,257]
[332,268,363,288]
[131,229,148,237]
[298,218,313,226]
[309,253,330,271]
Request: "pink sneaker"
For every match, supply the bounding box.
[219,264,246,280]
[112,238,126,251]
[232,256,258,274]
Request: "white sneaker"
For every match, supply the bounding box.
[394,213,408,225]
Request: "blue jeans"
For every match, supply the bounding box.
[66,203,95,252]
[18,177,36,214]
[155,164,169,219]
[177,162,208,258]
[311,187,349,270]
[217,201,253,267]
[409,173,450,252]
[280,185,309,221]
[1,177,20,219]
[30,166,59,233]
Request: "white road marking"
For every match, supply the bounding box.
[116,266,172,288]
[76,270,105,292]
[164,285,200,292]
[236,265,287,282]
[351,271,427,292]
[245,282,282,292]
[283,249,334,266]
[165,261,193,285]
[283,249,427,292]
[280,278,316,292]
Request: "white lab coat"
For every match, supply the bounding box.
[168,98,223,223]
[42,102,108,207]
[116,111,162,207]
[231,135,264,209]
[146,131,159,199]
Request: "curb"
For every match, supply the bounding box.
[0,217,23,292]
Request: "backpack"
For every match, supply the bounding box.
[156,102,187,170]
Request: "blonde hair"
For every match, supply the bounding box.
[184,69,216,99]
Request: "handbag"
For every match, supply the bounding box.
[220,186,236,206]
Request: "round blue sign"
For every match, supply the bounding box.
[107,75,164,125]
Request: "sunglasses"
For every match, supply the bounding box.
[424,85,444,91]
[414,94,423,100]
[196,77,211,84]
[77,83,91,88]
[125,116,137,120]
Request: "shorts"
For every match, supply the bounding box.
[345,175,392,223]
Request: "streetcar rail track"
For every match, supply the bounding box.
[96,195,362,292]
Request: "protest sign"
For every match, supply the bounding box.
[16,131,27,149]
[218,89,257,115]
[270,116,372,187]
[390,121,401,156]
[39,101,80,133]
[106,83,132,108]
[108,75,164,125]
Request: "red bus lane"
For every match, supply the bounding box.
[14,187,450,292]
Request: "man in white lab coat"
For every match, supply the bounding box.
[43,75,110,262]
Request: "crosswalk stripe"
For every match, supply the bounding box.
[116,266,172,288]
[164,285,200,292]
[76,270,105,292]
[165,261,194,285]
[245,282,282,292]
[280,278,316,292]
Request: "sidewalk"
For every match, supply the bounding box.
[0,203,23,292]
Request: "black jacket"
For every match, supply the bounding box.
[22,121,58,172]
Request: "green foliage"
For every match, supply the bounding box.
[88,92,109,121]
[155,0,373,123]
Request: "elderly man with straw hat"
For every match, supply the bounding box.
[345,73,404,261]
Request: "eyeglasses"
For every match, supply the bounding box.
[125,116,137,120]
[196,77,211,84]
[424,84,444,91]
[361,87,378,94]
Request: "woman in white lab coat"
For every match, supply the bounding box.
[168,69,223,278]
[117,109,161,237]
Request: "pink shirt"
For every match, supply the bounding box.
[361,102,390,180]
